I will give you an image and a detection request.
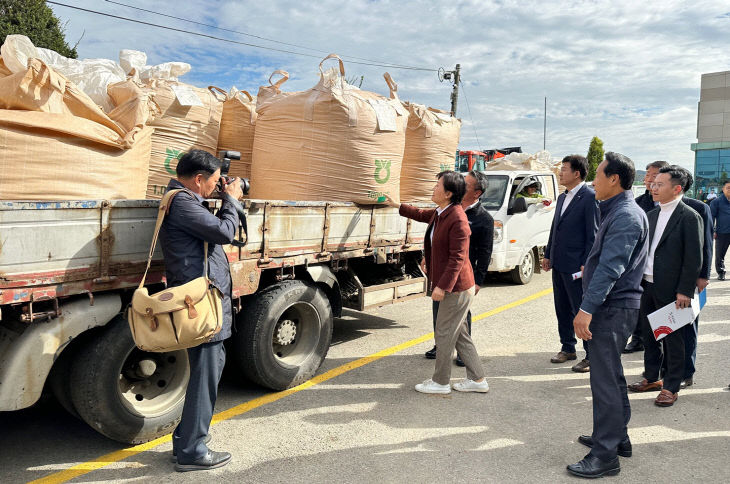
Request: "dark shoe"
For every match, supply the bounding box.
[654,389,678,407]
[455,355,465,367]
[627,378,663,392]
[425,345,437,359]
[551,351,577,363]
[567,453,620,478]
[578,435,632,458]
[718,272,726,281]
[171,434,213,463]
[175,450,231,472]
[571,359,590,373]
[679,377,693,390]
[623,339,644,353]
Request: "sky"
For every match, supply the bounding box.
[42,0,730,171]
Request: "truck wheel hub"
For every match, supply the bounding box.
[274,319,297,345]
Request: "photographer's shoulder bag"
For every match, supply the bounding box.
[127,189,223,352]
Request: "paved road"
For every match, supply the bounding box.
[2,272,728,483]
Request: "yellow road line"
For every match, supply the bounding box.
[30,287,552,484]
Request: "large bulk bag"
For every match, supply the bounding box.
[109,79,224,198]
[0,58,151,200]
[385,74,461,202]
[251,55,408,203]
[213,86,256,185]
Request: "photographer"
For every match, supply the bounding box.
[160,149,242,472]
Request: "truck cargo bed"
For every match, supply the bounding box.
[0,199,427,306]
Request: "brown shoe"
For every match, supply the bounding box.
[627,378,663,392]
[654,389,678,406]
[550,351,577,363]
[571,359,590,373]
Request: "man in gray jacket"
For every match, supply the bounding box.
[566,152,649,479]
[160,149,243,472]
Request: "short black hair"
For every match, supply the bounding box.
[467,170,488,195]
[176,149,222,179]
[724,180,730,187]
[603,152,635,190]
[437,170,466,204]
[646,160,669,171]
[561,154,588,180]
[658,165,692,193]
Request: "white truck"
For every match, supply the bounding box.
[478,170,559,284]
[0,198,428,443]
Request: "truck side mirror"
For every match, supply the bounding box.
[508,196,528,215]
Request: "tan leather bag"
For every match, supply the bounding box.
[127,189,223,352]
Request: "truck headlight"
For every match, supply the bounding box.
[493,220,503,243]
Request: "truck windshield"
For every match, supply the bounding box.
[479,174,509,210]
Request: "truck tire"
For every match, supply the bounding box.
[47,343,80,419]
[69,315,190,444]
[510,249,535,284]
[233,280,333,390]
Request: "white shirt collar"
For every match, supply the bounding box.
[436,204,452,216]
[465,200,479,211]
[567,181,585,196]
[659,197,681,212]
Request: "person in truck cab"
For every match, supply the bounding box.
[516,178,552,206]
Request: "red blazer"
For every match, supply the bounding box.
[400,203,475,293]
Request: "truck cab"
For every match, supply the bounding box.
[478,170,559,284]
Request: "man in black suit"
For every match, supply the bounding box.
[542,155,600,372]
[627,166,703,407]
[678,168,712,388]
[424,170,494,366]
[624,160,668,352]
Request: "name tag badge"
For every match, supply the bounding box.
[572,271,583,280]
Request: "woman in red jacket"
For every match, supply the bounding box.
[387,171,488,394]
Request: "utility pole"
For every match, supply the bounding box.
[450,64,461,117]
[543,96,547,150]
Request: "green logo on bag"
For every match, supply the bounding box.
[439,163,451,172]
[374,159,391,184]
[164,148,183,175]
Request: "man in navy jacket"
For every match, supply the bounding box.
[567,152,649,478]
[543,155,600,372]
[160,149,242,472]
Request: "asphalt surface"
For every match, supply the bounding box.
[1,271,728,483]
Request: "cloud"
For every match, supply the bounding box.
[46,0,730,170]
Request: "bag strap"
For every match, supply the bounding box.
[138,189,209,288]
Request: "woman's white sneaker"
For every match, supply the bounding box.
[452,379,489,393]
[415,379,451,394]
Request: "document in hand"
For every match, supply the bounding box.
[647,290,707,341]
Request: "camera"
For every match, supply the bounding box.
[218,150,250,195]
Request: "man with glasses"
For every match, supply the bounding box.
[624,160,669,353]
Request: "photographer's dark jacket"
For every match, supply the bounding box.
[159,179,240,342]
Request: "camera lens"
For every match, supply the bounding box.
[241,178,250,195]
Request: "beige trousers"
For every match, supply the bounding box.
[432,286,485,385]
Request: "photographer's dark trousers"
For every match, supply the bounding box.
[173,340,226,463]
[585,306,635,461]
[639,281,685,394]
[683,317,699,379]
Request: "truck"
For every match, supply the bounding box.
[478,170,559,284]
[0,198,429,444]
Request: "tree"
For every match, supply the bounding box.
[586,136,604,181]
[0,0,78,58]
[346,75,364,88]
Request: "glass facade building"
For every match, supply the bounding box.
[693,148,730,200]
[692,70,730,201]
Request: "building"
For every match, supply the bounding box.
[691,70,730,201]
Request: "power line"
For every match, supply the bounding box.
[47,1,437,72]
[459,79,482,152]
[103,0,416,68]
